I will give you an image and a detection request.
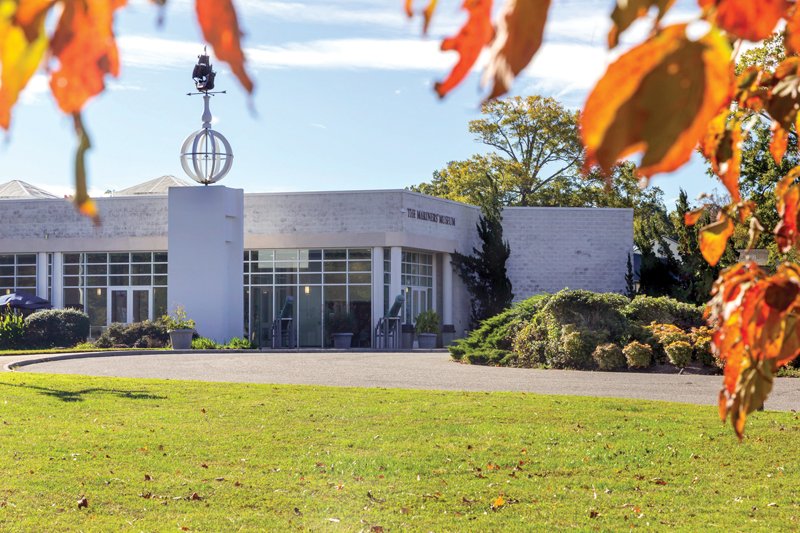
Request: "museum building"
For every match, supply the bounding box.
[0,176,633,347]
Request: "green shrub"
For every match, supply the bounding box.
[24,308,90,348]
[0,312,25,350]
[511,322,547,366]
[414,310,440,334]
[623,341,652,369]
[223,337,256,349]
[665,340,692,368]
[94,320,169,349]
[592,343,625,371]
[624,296,704,329]
[550,327,601,370]
[542,290,629,337]
[690,326,716,367]
[159,306,196,331]
[192,337,219,349]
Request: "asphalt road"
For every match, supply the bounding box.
[5,350,800,412]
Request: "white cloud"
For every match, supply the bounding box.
[311,123,326,128]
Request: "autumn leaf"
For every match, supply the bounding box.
[481,0,551,100]
[608,0,675,49]
[0,0,48,130]
[701,111,742,202]
[582,24,732,179]
[685,206,706,226]
[434,0,493,98]
[786,5,800,55]
[72,113,99,224]
[493,495,505,507]
[406,0,439,34]
[49,0,126,114]
[77,496,88,509]
[774,168,800,253]
[698,213,734,266]
[195,0,253,94]
[699,0,790,43]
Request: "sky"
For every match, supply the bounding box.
[1,0,726,207]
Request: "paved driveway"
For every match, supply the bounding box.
[6,350,800,412]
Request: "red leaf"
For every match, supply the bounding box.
[699,0,790,43]
[481,0,551,99]
[196,0,253,94]
[49,0,126,115]
[582,25,732,179]
[434,0,493,98]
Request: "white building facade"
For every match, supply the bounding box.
[0,181,633,347]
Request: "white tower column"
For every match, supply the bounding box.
[168,186,244,343]
[389,247,402,313]
[36,252,47,299]
[442,252,453,325]
[371,246,384,346]
[52,252,63,308]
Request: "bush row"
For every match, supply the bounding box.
[0,309,90,350]
[449,290,713,372]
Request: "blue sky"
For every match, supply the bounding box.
[1,0,723,207]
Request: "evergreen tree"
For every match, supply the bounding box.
[625,253,636,299]
[452,175,514,327]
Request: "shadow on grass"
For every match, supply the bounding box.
[0,380,163,402]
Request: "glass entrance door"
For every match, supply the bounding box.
[109,288,151,324]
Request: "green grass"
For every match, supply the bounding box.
[1,374,799,531]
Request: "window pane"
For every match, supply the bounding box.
[275,262,297,273]
[86,276,107,287]
[299,273,321,284]
[324,273,346,284]
[63,264,82,276]
[324,261,346,272]
[63,253,81,264]
[109,264,129,275]
[87,253,106,264]
[349,261,371,272]
[154,264,168,274]
[87,264,107,275]
[299,285,322,348]
[132,275,151,286]
[109,276,129,286]
[0,266,14,276]
[252,262,273,273]
[16,254,36,264]
[349,273,371,284]
[384,249,390,260]
[132,264,152,274]
[109,252,129,263]
[251,274,273,285]
[299,261,321,273]
[275,274,297,285]
[64,288,83,311]
[154,287,168,320]
[0,255,13,265]
[324,249,346,260]
[132,252,151,263]
[153,252,168,263]
[349,285,371,348]
[275,249,297,260]
[64,276,83,287]
[349,249,371,260]
[16,278,36,288]
[252,250,273,261]
[153,275,168,286]
[87,288,107,328]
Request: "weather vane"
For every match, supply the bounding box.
[179,48,234,185]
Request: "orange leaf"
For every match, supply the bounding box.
[405,0,413,17]
[49,0,126,115]
[701,112,742,202]
[493,495,505,507]
[699,213,734,266]
[481,0,551,100]
[13,0,54,42]
[700,0,790,43]
[582,25,732,179]
[608,0,676,49]
[786,5,800,55]
[423,0,438,34]
[765,277,800,312]
[770,122,788,164]
[684,206,706,226]
[0,3,49,130]
[196,0,254,94]
[434,0,493,98]
[775,169,800,253]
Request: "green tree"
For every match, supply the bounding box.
[452,176,514,327]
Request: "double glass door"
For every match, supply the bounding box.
[109,288,151,324]
[404,287,429,325]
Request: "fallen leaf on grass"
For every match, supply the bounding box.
[371,526,384,532]
[201,463,208,469]
[77,496,88,509]
[493,495,505,507]
[215,477,224,482]
[190,492,201,501]
[144,474,152,481]
[234,481,241,487]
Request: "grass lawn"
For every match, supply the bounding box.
[0,374,798,531]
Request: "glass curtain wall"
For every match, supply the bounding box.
[243,248,372,348]
[401,251,434,325]
[0,254,37,295]
[62,252,168,337]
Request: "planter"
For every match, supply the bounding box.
[418,333,437,349]
[332,332,353,349]
[169,329,194,350]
